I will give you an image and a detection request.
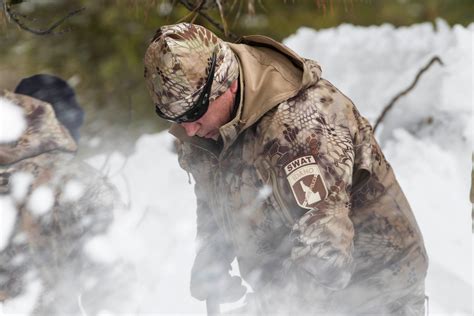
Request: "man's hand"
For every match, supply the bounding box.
[190,258,246,303]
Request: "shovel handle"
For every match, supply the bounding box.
[206,297,220,316]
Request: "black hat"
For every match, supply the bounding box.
[15,74,84,142]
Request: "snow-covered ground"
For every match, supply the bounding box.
[1,20,473,315]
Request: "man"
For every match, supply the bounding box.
[144,23,428,315]
[0,75,118,315]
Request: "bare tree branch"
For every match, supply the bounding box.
[4,2,85,36]
[215,0,228,36]
[373,56,444,132]
[177,0,239,41]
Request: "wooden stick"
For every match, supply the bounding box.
[206,296,221,315]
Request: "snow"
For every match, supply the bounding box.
[9,172,33,201]
[83,235,119,264]
[0,97,26,143]
[61,179,85,203]
[0,196,17,252]
[26,185,54,216]
[83,134,201,313]
[1,274,42,316]
[258,185,272,199]
[2,20,472,315]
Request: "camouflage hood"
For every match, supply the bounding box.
[0,91,77,165]
[170,35,322,152]
[227,35,321,131]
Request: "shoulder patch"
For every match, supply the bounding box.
[284,155,327,210]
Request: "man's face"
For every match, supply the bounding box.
[180,80,238,140]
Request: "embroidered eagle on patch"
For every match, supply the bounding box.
[284,155,327,210]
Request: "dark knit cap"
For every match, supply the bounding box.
[15,74,84,142]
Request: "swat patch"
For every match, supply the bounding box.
[284,155,327,210]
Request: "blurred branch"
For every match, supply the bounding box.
[373,56,444,132]
[215,0,228,36]
[77,293,88,316]
[121,173,132,211]
[3,1,85,35]
[177,0,239,41]
[135,206,151,230]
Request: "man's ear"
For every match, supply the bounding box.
[229,80,238,94]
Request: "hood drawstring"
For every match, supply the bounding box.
[186,171,192,185]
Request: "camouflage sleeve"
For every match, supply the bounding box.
[176,141,235,279]
[71,161,117,233]
[0,155,117,307]
[189,181,237,301]
[259,81,359,293]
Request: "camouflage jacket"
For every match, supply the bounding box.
[0,91,117,315]
[171,36,428,314]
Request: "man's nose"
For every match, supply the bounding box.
[181,122,200,137]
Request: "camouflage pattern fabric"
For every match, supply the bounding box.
[144,23,239,119]
[0,92,120,315]
[165,34,428,315]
